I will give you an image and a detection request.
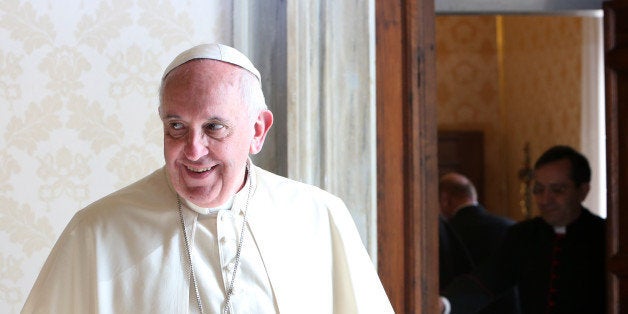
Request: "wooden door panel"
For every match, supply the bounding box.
[604,1,628,312]
[376,0,438,313]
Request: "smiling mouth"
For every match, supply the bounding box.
[541,207,558,215]
[186,165,215,173]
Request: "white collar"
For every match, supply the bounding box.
[182,195,234,215]
[167,159,254,215]
[553,226,566,234]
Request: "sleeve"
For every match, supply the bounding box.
[21,214,98,314]
[326,196,395,314]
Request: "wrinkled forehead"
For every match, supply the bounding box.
[533,159,574,184]
[159,61,253,115]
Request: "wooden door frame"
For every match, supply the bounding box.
[376,1,623,312]
[603,1,627,312]
[376,0,439,313]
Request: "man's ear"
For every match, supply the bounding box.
[577,182,591,203]
[250,110,273,154]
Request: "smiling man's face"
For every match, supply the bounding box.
[532,158,589,227]
[160,60,255,208]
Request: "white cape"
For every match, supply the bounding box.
[22,165,394,313]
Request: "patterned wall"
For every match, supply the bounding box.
[502,16,583,220]
[436,15,503,213]
[0,1,231,311]
[436,15,584,221]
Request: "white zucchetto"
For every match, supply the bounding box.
[162,43,261,84]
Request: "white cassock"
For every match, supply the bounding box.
[22,162,394,314]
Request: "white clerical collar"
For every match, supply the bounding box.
[182,195,235,215]
[171,159,253,216]
[553,226,566,234]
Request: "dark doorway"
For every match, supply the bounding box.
[438,130,485,203]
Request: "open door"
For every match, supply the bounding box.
[375,0,439,313]
[375,0,624,312]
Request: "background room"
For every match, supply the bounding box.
[435,11,606,222]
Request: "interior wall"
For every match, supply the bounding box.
[436,15,587,221]
[234,0,378,259]
[502,15,583,220]
[285,0,378,258]
[436,15,503,215]
[1,1,381,311]
[0,1,232,311]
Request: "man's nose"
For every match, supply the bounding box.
[535,190,552,205]
[184,131,209,161]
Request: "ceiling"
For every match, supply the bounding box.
[436,0,604,14]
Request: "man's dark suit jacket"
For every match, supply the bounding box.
[439,214,474,290]
[447,205,520,314]
[449,205,515,267]
[444,208,606,314]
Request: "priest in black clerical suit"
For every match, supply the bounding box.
[441,145,606,314]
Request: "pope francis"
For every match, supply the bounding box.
[21,44,394,314]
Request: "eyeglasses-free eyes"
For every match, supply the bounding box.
[532,183,574,196]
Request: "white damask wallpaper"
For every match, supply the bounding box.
[0,1,231,311]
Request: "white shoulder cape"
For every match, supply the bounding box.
[22,165,394,313]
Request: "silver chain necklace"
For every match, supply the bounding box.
[177,168,252,314]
